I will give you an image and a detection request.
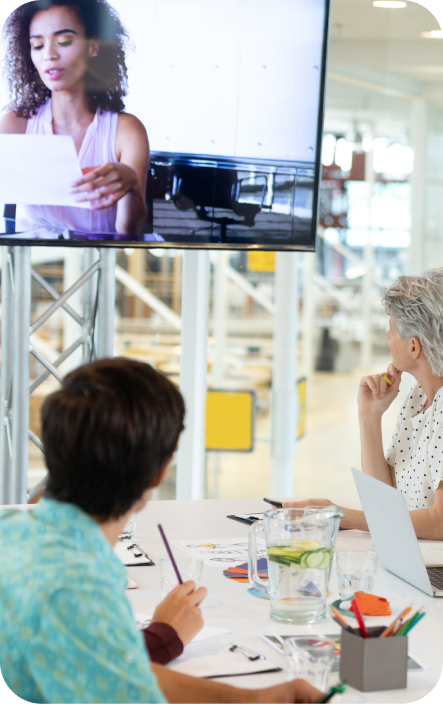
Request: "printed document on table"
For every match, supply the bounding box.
[168,639,280,678]
[172,537,267,568]
[0,134,90,208]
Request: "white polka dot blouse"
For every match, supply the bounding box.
[385,381,443,510]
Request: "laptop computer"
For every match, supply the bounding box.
[351,467,443,597]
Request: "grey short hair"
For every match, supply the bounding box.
[382,268,443,377]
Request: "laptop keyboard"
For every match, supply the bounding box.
[427,567,443,590]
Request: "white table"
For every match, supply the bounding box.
[127,497,443,703]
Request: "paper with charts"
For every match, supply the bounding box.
[0,134,90,207]
[172,537,267,568]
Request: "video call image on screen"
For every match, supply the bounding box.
[0,0,329,248]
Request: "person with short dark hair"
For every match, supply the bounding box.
[0,358,321,703]
[0,0,149,235]
[42,357,185,519]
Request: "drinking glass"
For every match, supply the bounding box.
[283,637,334,690]
[336,550,378,600]
[118,514,137,542]
[159,555,203,598]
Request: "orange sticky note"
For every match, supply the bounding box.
[354,592,392,616]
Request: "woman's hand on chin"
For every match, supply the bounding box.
[358,365,402,419]
[71,162,140,210]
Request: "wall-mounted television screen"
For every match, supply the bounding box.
[0,0,330,249]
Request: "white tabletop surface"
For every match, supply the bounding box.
[126,497,443,703]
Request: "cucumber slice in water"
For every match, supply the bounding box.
[317,550,333,570]
[305,550,326,569]
[299,552,309,568]
[299,549,333,570]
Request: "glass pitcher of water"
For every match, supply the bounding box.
[249,506,345,623]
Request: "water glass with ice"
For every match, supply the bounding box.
[283,637,334,690]
[336,550,378,600]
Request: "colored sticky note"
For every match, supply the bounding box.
[354,592,392,616]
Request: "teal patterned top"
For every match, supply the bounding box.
[0,499,166,703]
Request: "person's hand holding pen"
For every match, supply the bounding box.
[358,362,402,419]
[151,581,207,646]
[71,162,141,211]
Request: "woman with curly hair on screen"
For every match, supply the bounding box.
[0,0,149,235]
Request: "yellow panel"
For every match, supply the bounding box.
[247,251,276,272]
[297,377,306,439]
[206,391,254,451]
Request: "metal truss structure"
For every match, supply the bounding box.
[0,246,116,504]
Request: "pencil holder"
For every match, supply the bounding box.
[339,626,408,691]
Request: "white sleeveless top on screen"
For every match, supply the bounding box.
[385,381,443,510]
[16,99,119,234]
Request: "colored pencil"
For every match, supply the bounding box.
[351,597,368,638]
[331,615,354,634]
[396,609,424,637]
[157,524,183,584]
[379,605,412,638]
[331,606,351,629]
[402,612,425,635]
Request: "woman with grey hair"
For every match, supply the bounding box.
[284,268,443,539]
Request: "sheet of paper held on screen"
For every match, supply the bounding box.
[0,135,89,208]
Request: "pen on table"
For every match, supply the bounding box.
[157,524,183,584]
[317,681,347,703]
[331,615,354,634]
[382,375,393,386]
[351,597,368,638]
[379,605,412,638]
[229,644,265,661]
[263,498,283,508]
[331,606,352,630]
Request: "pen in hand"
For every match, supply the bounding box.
[317,681,347,703]
[157,524,183,585]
